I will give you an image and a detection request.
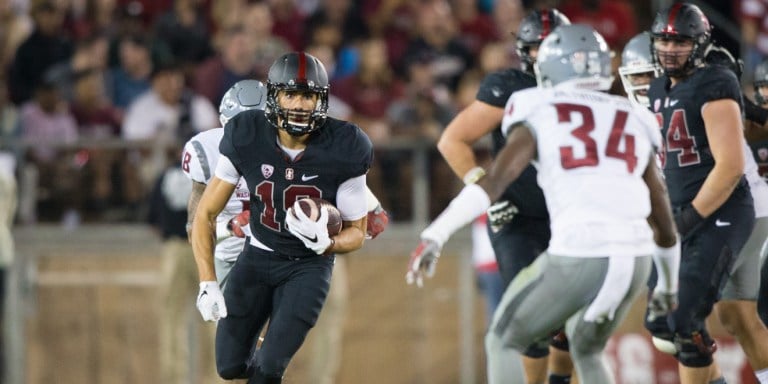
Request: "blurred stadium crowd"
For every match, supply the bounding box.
[0,0,754,226]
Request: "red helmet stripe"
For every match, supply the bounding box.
[663,2,683,34]
[297,52,307,83]
[540,9,551,39]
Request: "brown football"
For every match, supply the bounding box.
[294,197,342,236]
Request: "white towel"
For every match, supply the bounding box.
[583,256,635,323]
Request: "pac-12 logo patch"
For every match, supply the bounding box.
[261,164,274,179]
[759,147,768,161]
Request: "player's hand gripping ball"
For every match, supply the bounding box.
[292,198,342,236]
[286,198,342,255]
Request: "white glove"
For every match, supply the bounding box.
[487,200,518,233]
[285,201,332,254]
[196,281,227,322]
[405,239,442,287]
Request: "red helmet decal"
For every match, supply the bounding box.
[297,52,307,84]
[540,9,551,39]
[663,2,684,35]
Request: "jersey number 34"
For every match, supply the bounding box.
[556,103,638,173]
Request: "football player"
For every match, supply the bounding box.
[407,24,679,384]
[435,9,574,383]
[645,3,768,383]
[749,60,768,326]
[183,78,389,383]
[618,32,661,108]
[190,52,373,383]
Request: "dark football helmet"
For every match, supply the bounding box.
[265,52,330,136]
[516,9,571,74]
[754,59,768,105]
[650,2,711,77]
[219,79,267,127]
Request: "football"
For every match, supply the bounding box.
[293,197,343,236]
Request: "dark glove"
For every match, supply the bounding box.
[744,95,768,126]
[486,200,518,233]
[673,204,704,240]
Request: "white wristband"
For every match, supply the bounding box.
[462,166,486,185]
[215,220,233,242]
[652,240,680,293]
[421,184,491,246]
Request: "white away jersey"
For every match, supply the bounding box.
[501,85,662,257]
[182,128,250,261]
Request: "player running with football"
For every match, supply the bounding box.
[407,24,679,384]
[183,78,388,383]
[190,52,373,384]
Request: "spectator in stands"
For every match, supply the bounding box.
[268,0,307,51]
[18,76,81,224]
[71,69,123,216]
[243,2,291,79]
[192,24,257,106]
[153,0,213,68]
[121,62,217,213]
[45,32,110,102]
[558,0,637,50]
[400,0,474,93]
[360,0,416,65]
[8,1,73,105]
[451,0,498,56]
[742,0,768,78]
[0,0,32,74]
[106,33,153,111]
[387,53,458,219]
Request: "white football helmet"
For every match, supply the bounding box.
[534,24,614,91]
[619,32,661,107]
[219,79,267,127]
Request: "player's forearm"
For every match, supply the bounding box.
[437,136,479,179]
[191,211,218,281]
[186,182,206,240]
[693,164,744,217]
[330,219,366,254]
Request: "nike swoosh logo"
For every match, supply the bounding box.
[670,100,679,106]
[302,174,319,181]
[715,219,731,227]
[298,233,318,242]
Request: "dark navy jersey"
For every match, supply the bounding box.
[648,65,747,207]
[220,110,373,256]
[476,68,547,218]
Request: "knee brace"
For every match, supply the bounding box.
[549,330,570,352]
[522,341,550,358]
[674,331,717,367]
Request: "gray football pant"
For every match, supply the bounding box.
[485,252,651,384]
[722,216,768,300]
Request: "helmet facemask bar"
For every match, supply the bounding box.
[651,34,709,78]
[265,84,329,136]
[618,63,661,107]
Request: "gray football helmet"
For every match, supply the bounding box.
[219,79,267,127]
[619,32,661,107]
[534,24,613,90]
[754,60,768,105]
